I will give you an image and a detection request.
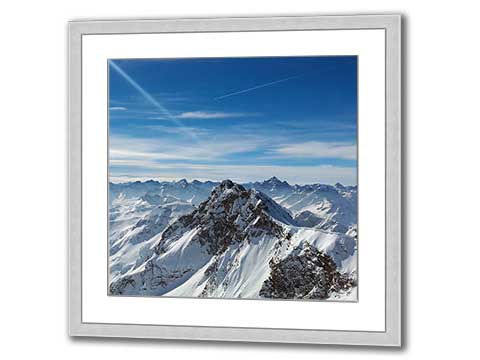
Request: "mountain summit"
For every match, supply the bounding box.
[155,179,293,255]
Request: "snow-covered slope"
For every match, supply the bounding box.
[245,178,357,233]
[110,179,217,205]
[109,199,195,281]
[109,180,357,300]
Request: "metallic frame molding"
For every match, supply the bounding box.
[68,15,401,346]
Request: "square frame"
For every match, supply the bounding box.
[69,15,401,346]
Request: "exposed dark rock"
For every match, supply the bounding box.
[109,260,193,295]
[154,180,289,256]
[260,243,355,300]
[109,277,135,295]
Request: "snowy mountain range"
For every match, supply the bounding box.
[109,177,358,300]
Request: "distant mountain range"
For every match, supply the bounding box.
[109,177,358,300]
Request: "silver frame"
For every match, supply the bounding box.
[69,15,401,346]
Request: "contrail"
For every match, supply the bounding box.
[214,74,302,100]
[108,60,200,143]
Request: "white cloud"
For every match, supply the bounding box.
[109,134,264,162]
[109,150,192,161]
[173,111,252,119]
[109,106,128,111]
[150,111,251,120]
[273,141,357,160]
[108,137,357,185]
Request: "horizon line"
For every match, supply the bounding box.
[108,176,357,187]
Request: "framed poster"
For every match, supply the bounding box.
[69,15,401,346]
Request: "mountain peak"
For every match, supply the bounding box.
[156,180,293,256]
[219,179,234,188]
[214,179,246,193]
[334,182,345,190]
[265,176,284,184]
[260,176,290,189]
[177,178,188,185]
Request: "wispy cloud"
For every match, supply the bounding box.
[109,150,192,161]
[214,74,302,100]
[148,111,256,120]
[109,134,264,162]
[174,111,251,119]
[109,106,128,111]
[272,141,357,160]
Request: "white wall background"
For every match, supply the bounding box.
[0,1,479,358]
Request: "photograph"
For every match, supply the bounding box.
[107,56,358,301]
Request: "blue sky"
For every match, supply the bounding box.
[108,56,357,185]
